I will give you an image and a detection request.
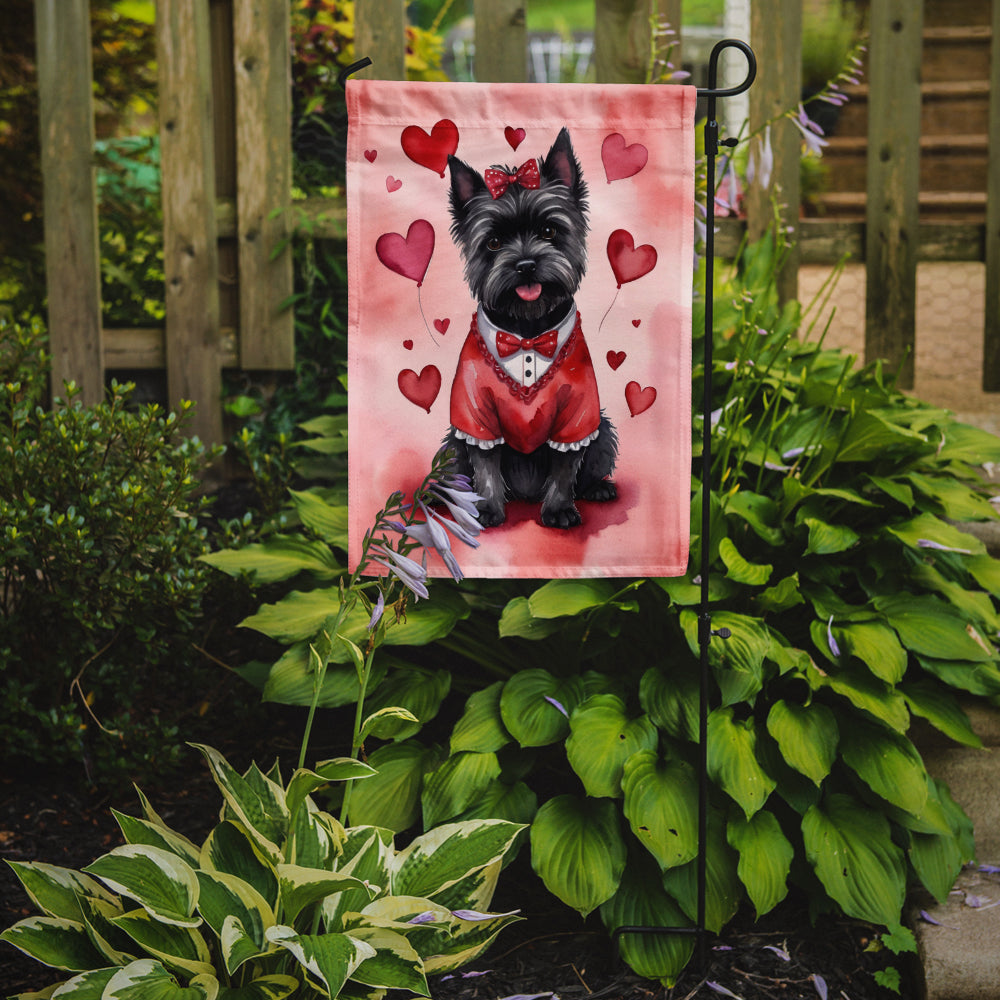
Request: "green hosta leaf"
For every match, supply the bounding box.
[808,660,910,732]
[802,793,906,926]
[639,663,698,743]
[195,871,273,974]
[935,421,1000,464]
[112,812,201,868]
[111,908,214,978]
[755,573,804,614]
[265,926,375,997]
[260,643,386,709]
[565,695,658,798]
[530,795,626,917]
[874,594,995,662]
[497,596,564,639]
[277,865,374,925]
[765,700,838,786]
[347,740,442,832]
[499,670,584,747]
[0,916,107,971]
[393,820,524,901]
[680,610,770,706]
[901,680,982,748]
[200,822,278,910]
[190,746,287,863]
[839,718,928,816]
[362,667,451,740]
[906,472,998,522]
[865,474,914,509]
[288,489,349,547]
[285,759,376,822]
[835,410,927,463]
[707,707,776,818]
[802,517,859,556]
[76,894,135,966]
[599,853,694,987]
[718,537,772,585]
[621,751,698,871]
[916,655,1000,697]
[200,535,341,583]
[661,810,741,933]
[5,862,118,923]
[527,579,617,618]
[835,621,907,684]
[346,926,428,994]
[359,706,421,742]
[724,490,784,545]
[450,682,511,754]
[727,811,793,917]
[83,846,200,928]
[909,827,965,905]
[655,573,737,606]
[885,512,985,556]
[453,779,538,827]
[421,751,502,828]
[103,959,218,1000]
[216,975,299,1000]
[967,553,1000,597]
[910,562,1000,633]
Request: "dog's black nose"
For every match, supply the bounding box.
[515,258,536,275]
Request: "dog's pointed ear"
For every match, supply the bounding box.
[541,127,581,191]
[448,154,486,212]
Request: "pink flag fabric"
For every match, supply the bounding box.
[347,80,696,578]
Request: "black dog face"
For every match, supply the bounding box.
[447,128,589,327]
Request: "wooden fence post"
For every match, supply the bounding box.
[355,0,407,81]
[746,0,801,305]
[864,0,923,389]
[983,0,1000,390]
[233,0,294,370]
[157,0,223,445]
[474,0,527,83]
[594,0,653,84]
[34,0,104,405]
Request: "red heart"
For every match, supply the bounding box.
[607,229,657,288]
[433,318,450,335]
[386,175,402,192]
[401,119,459,177]
[376,219,435,286]
[403,339,413,350]
[625,381,657,417]
[364,149,377,163]
[398,365,441,413]
[601,132,648,183]
[632,319,641,328]
[504,126,526,150]
[607,350,626,371]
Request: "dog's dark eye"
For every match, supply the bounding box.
[486,236,502,252]
[540,226,556,241]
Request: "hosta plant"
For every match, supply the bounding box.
[1,744,523,999]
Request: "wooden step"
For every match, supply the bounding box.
[922,25,992,83]
[813,190,987,222]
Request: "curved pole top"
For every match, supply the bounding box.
[696,39,756,99]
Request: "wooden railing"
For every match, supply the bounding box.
[32,0,1000,444]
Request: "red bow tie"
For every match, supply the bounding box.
[496,329,559,359]
[484,160,541,199]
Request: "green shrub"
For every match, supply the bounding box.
[0,317,220,783]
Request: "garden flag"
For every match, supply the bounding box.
[347,80,697,578]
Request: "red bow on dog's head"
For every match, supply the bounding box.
[483,160,541,199]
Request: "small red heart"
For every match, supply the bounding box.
[386,176,402,192]
[364,149,377,163]
[625,381,657,417]
[401,119,459,177]
[504,126,526,150]
[403,339,413,350]
[601,132,648,183]
[433,318,450,335]
[607,350,626,371]
[398,365,442,413]
[632,319,641,328]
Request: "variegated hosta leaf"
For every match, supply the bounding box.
[529,795,626,917]
[214,975,300,1000]
[362,667,451,741]
[323,829,393,931]
[347,740,442,832]
[277,865,376,925]
[288,801,344,870]
[190,745,287,863]
[265,926,375,998]
[200,822,278,910]
[344,926,429,995]
[727,810,793,917]
[0,916,107,971]
[450,682,511,754]
[391,820,524,901]
[4,861,118,922]
[77,894,136,966]
[110,908,214,979]
[621,751,699,871]
[802,793,906,926]
[112,811,201,868]
[565,696,658,799]
[102,958,218,999]
[285,760,375,823]
[706,707,776,819]
[765,700,838,786]
[420,751,502,829]
[83,846,200,928]
[421,906,522,975]
[46,966,118,997]
[838,718,929,817]
[599,853,694,987]
[195,871,274,974]
[499,670,585,747]
[421,859,501,916]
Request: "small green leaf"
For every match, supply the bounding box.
[727,811,793,917]
[497,597,565,639]
[803,517,859,555]
[765,700,838,786]
[526,579,616,618]
[839,718,929,817]
[200,536,341,584]
[707,707,776,818]
[421,751,502,828]
[450,682,511,754]
[639,664,699,743]
[718,537,773,585]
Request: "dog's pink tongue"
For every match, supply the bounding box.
[515,283,542,302]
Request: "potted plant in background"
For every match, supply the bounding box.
[801,0,863,135]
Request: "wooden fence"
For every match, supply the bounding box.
[33,0,1000,445]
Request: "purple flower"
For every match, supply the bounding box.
[544,695,569,718]
[451,908,520,921]
[791,104,828,157]
[407,911,438,925]
[812,974,828,1000]
[917,538,972,554]
[370,544,429,600]
[747,124,773,190]
[763,944,790,961]
[706,983,742,999]
[367,590,385,631]
[827,616,841,658]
